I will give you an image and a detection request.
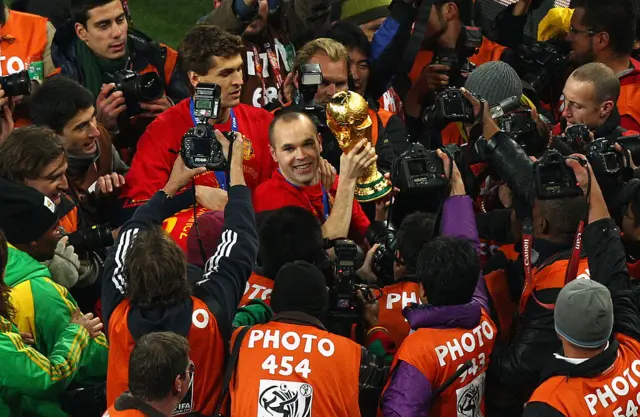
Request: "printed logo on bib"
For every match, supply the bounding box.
[258,379,313,417]
[244,282,273,301]
[0,56,28,76]
[456,373,485,417]
[172,369,194,415]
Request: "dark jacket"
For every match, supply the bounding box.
[51,23,189,104]
[380,195,489,416]
[203,0,335,49]
[522,218,640,417]
[101,184,258,344]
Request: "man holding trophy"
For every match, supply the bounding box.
[253,91,391,243]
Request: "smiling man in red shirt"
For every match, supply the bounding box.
[120,24,275,251]
[253,111,375,242]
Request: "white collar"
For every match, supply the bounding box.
[553,341,610,365]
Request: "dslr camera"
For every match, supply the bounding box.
[293,63,327,129]
[423,88,475,127]
[534,150,583,200]
[111,69,164,115]
[550,124,591,156]
[516,41,568,101]
[0,70,31,97]
[393,143,448,193]
[63,225,114,253]
[431,25,482,88]
[328,240,375,323]
[586,138,624,176]
[616,135,640,167]
[181,83,233,171]
[366,222,397,287]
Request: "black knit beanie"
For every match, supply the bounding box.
[271,261,329,319]
[0,179,58,244]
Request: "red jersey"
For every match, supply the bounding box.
[253,169,371,241]
[120,99,275,250]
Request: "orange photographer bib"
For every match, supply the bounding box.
[378,280,421,347]
[0,10,48,77]
[239,272,274,307]
[229,321,362,417]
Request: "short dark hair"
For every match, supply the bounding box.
[124,227,191,309]
[578,0,636,55]
[179,24,244,76]
[259,207,325,279]
[71,0,119,27]
[128,332,190,402]
[30,77,95,134]
[325,21,371,58]
[570,63,620,103]
[0,229,14,322]
[535,196,587,239]
[417,236,479,306]
[268,112,317,146]
[396,212,436,273]
[0,127,66,182]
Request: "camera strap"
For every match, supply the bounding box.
[190,100,237,190]
[522,217,585,311]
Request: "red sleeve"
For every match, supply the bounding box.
[121,119,176,205]
[253,182,308,212]
[620,115,640,132]
[349,200,371,244]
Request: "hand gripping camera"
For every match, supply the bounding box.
[181,83,234,171]
[393,143,448,193]
[534,150,583,200]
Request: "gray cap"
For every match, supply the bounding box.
[555,279,614,349]
[464,61,523,107]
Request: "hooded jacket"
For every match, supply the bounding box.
[4,244,108,385]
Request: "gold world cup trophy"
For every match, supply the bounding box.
[326,91,392,203]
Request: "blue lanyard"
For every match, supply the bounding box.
[189,99,237,190]
[279,169,330,222]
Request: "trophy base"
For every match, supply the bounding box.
[355,173,392,203]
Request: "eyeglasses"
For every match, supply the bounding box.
[187,360,195,377]
[569,26,597,36]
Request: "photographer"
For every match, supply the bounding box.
[239,206,328,307]
[0,127,100,290]
[325,21,408,124]
[254,112,374,242]
[566,0,640,131]
[276,38,406,172]
[523,157,640,417]
[228,260,390,417]
[119,24,275,251]
[30,77,129,227]
[380,150,494,417]
[103,133,258,416]
[554,63,635,142]
[106,332,192,416]
[0,181,108,416]
[370,0,514,123]
[203,0,331,110]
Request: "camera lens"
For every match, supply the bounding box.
[0,70,31,97]
[194,126,208,137]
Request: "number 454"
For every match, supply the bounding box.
[261,355,311,378]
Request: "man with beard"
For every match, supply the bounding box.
[565,0,640,131]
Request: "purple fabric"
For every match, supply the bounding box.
[403,302,481,330]
[441,195,480,252]
[381,361,432,417]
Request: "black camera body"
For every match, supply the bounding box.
[295,63,327,128]
[367,222,397,287]
[0,70,31,97]
[616,135,640,167]
[423,88,475,127]
[181,83,232,171]
[516,41,567,99]
[586,138,624,176]
[111,69,164,116]
[534,150,583,200]
[393,143,448,192]
[65,225,114,253]
[328,240,365,322]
